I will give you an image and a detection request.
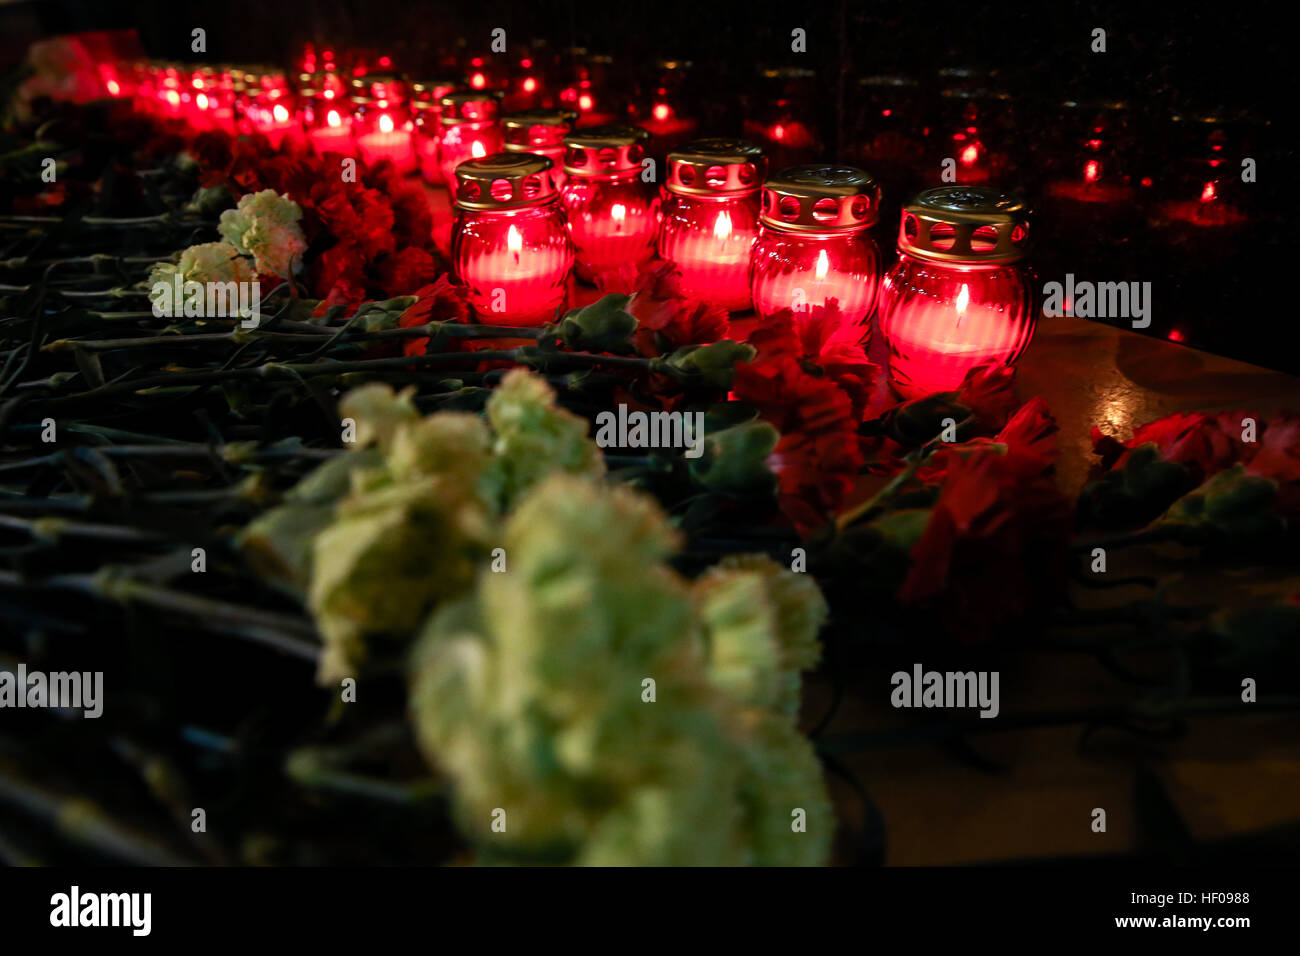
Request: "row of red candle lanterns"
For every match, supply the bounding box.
[124,63,1035,397]
[450,134,1034,398]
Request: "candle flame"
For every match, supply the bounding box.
[471,140,487,159]
[611,203,626,225]
[471,72,486,89]
[713,211,732,241]
[324,89,335,99]
[106,79,121,95]
[196,92,209,110]
[578,93,594,111]
[1084,159,1100,183]
[960,144,979,166]
[653,103,671,122]
[507,225,523,254]
[326,109,341,128]
[956,283,970,315]
[165,90,180,106]
[814,249,829,280]
[379,113,394,134]
[273,103,289,123]
[523,76,537,93]
[1200,181,1217,203]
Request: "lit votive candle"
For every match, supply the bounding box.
[560,124,659,282]
[879,186,1035,398]
[750,164,883,334]
[657,138,767,312]
[452,153,575,326]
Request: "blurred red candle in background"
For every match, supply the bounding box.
[657,138,767,312]
[437,91,504,187]
[560,124,659,282]
[879,186,1035,397]
[411,78,458,182]
[352,73,415,174]
[502,109,578,187]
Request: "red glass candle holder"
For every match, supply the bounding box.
[452,153,575,326]
[560,124,659,282]
[411,79,458,182]
[657,139,767,312]
[256,69,298,149]
[879,186,1035,398]
[502,109,578,187]
[751,164,883,332]
[437,91,504,187]
[351,73,415,174]
[157,63,184,120]
[301,71,354,157]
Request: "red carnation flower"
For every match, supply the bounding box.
[595,260,730,353]
[898,434,1072,643]
[376,247,440,297]
[397,276,474,356]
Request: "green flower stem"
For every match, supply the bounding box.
[0,214,184,227]
[0,443,336,477]
[43,322,547,354]
[285,748,444,805]
[0,569,320,661]
[40,348,662,410]
[835,454,925,532]
[0,766,195,865]
[0,513,171,544]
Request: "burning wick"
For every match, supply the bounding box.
[960,144,979,166]
[326,109,341,128]
[611,203,627,231]
[653,103,671,122]
[955,283,970,325]
[379,113,394,134]
[713,211,733,241]
[471,140,487,159]
[814,249,829,281]
[507,224,522,265]
[272,104,289,123]
[1084,159,1100,183]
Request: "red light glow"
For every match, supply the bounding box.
[470,72,486,89]
[658,192,761,312]
[653,103,672,122]
[751,231,882,327]
[453,201,575,326]
[577,93,594,111]
[522,77,537,93]
[880,259,1034,397]
[1084,160,1100,183]
[960,144,979,166]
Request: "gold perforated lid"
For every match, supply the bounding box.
[666,139,766,196]
[439,90,502,124]
[897,185,1030,264]
[503,109,579,151]
[760,165,880,232]
[563,124,650,175]
[454,152,559,211]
